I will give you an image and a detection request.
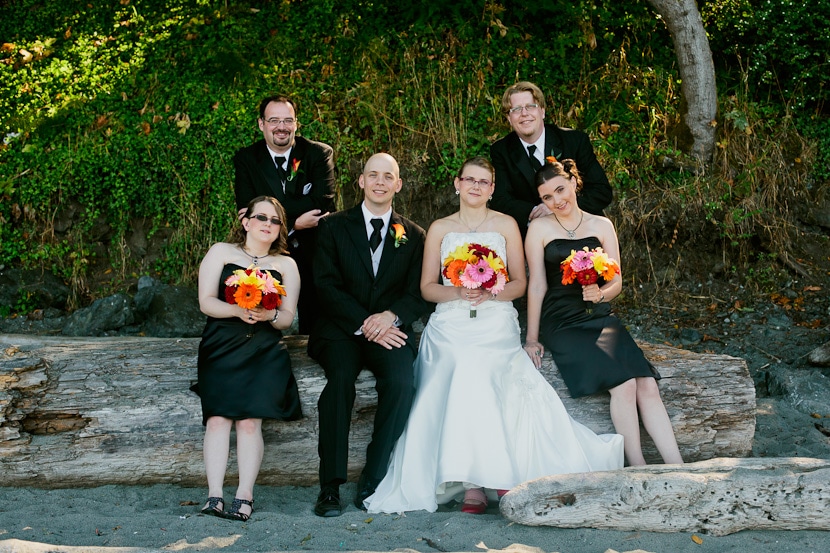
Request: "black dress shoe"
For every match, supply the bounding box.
[314,487,341,517]
[353,474,381,510]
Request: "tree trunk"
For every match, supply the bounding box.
[646,0,717,162]
[500,457,830,536]
[0,334,753,488]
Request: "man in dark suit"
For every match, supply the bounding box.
[308,153,429,517]
[233,95,336,334]
[490,81,612,237]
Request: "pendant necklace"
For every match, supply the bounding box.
[459,209,488,233]
[240,245,267,265]
[553,210,584,239]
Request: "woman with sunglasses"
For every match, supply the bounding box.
[192,195,301,521]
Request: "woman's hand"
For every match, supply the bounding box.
[523,340,544,369]
[459,287,493,306]
[241,306,273,324]
[581,283,604,304]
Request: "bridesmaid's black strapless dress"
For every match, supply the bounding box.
[539,237,659,398]
[193,264,301,424]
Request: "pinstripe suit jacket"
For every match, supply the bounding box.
[307,204,429,355]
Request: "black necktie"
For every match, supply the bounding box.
[369,218,384,252]
[274,155,287,182]
[527,145,542,171]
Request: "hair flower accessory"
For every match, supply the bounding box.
[390,223,408,248]
[561,246,620,313]
[287,158,301,181]
[224,266,286,310]
[442,242,509,318]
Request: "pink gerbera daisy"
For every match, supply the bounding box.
[460,258,494,288]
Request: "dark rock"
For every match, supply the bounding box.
[679,327,702,345]
[62,293,134,336]
[808,341,830,367]
[0,267,70,310]
[138,285,204,337]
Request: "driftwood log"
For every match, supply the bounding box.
[499,457,830,536]
[0,334,754,488]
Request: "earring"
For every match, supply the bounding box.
[455,190,460,196]
[489,196,493,200]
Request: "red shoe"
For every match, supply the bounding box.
[461,488,488,514]
[496,489,509,498]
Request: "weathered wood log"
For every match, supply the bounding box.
[500,457,830,536]
[0,334,754,488]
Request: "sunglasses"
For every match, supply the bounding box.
[249,214,283,225]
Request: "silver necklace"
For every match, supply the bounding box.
[553,210,584,239]
[459,209,488,233]
[240,245,267,265]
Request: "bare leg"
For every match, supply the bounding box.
[635,377,684,464]
[203,416,233,509]
[233,418,263,518]
[608,379,647,466]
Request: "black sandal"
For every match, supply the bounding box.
[200,497,224,517]
[224,497,254,521]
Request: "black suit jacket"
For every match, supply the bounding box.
[490,123,612,234]
[307,205,429,355]
[233,136,336,236]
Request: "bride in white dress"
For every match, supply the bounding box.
[364,157,624,514]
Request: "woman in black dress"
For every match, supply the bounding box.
[524,160,682,466]
[195,196,302,520]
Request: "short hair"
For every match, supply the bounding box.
[234,196,289,255]
[258,95,297,119]
[457,156,495,181]
[500,81,547,114]
[534,158,583,193]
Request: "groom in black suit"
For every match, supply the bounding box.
[490,81,612,237]
[308,153,429,517]
[233,95,336,334]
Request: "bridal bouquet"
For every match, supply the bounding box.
[442,242,509,318]
[561,246,619,313]
[224,266,286,310]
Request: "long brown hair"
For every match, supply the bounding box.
[233,196,289,255]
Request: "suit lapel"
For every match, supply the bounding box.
[545,124,564,160]
[256,143,286,203]
[285,138,307,197]
[508,134,536,187]
[374,213,401,281]
[344,207,375,278]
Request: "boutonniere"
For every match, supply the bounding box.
[390,223,408,248]
[287,158,301,181]
[546,155,558,165]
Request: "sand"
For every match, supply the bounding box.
[1,474,829,553]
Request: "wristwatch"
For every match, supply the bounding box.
[271,310,280,323]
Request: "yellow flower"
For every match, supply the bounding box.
[443,244,476,266]
[483,251,505,273]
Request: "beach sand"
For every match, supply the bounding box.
[1,466,829,553]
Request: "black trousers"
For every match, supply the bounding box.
[315,336,416,487]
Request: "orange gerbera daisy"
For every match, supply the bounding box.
[234,282,262,309]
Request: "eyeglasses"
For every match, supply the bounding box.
[250,214,283,225]
[459,176,493,188]
[508,103,539,114]
[262,117,295,126]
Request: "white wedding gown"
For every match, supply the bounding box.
[364,231,624,514]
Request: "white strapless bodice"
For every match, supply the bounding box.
[437,231,508,314]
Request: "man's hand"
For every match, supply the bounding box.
[529,203,552,220]
[294,209,329,230]
[370,326,409,350]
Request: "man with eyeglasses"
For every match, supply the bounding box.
[233,95,336,334]
[490,81,612,237]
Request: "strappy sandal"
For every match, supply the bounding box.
[223,497,254,521]
[461,488,488,514]
[200,497,224,517]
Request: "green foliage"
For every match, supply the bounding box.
[0,0,825,306]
